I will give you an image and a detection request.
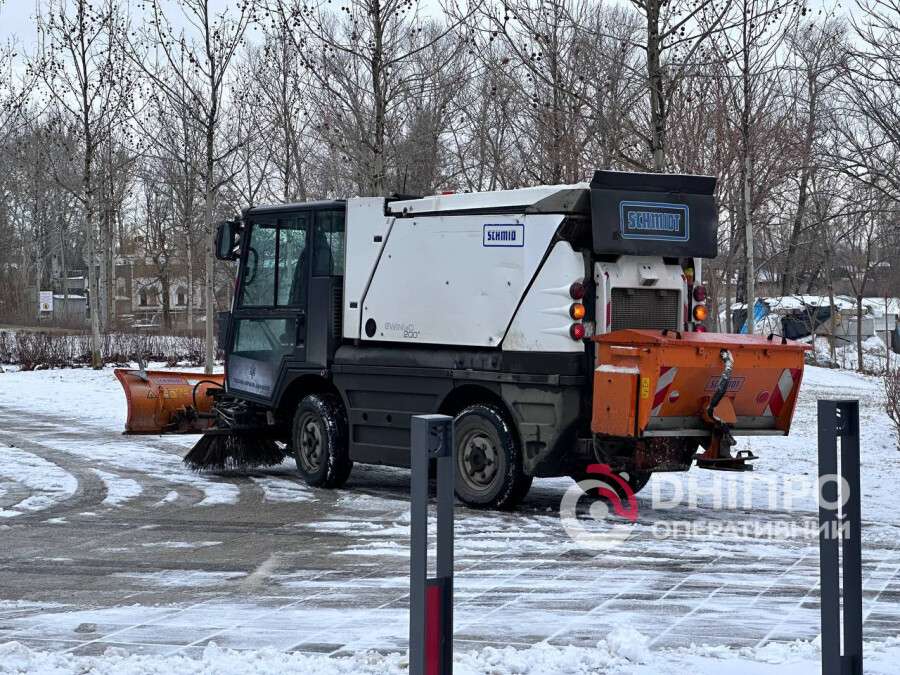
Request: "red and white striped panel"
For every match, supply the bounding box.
[651,366,679,417]
[763,368,801,417]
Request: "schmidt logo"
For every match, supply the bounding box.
[483,223,525,247]
[628,210,680,232]
[619,201,689,242]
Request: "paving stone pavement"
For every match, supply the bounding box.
[0,404,898,658]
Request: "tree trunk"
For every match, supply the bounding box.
[84,138,102,368]
[59,222,69,316]
[742,153,755,334]
[826,253,836,363]
[85,205,102,369]
[186,232,194,334]
[886,294,891,372]
[161,271,171,331]
[857,294,864,373]
[781,75,817,296]
[98,205,109,331]
[646,0,666,172]
[204,150,215,374]
[370,0,386,195]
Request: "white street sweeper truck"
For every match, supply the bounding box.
[116,171,809,509]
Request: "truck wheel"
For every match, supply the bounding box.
[570,469,652,498]
[292,393,352,488]
[454,404,532,510]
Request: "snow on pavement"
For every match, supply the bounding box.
[0,446,77,518]
[0,363,898,672]
[1,634,900,674]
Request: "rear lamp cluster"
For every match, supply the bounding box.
[569,281,586,341]
[692,284,708,330]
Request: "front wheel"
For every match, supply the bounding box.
[454,404,532,510]
[292,393,352,488]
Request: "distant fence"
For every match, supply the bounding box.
[0,330,209,368]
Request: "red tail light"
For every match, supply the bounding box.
[570,323,586,341]
[693,285,707,302]
[694,324,708,332]
[569,281,585,300]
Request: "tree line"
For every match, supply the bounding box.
[0,0,897,372]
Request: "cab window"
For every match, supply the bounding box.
[239,223,276,306]
[238,216,309,307]
[277,217,309,305]
[313,211,345,276]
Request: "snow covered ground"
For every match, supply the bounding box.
[0,363,898,673]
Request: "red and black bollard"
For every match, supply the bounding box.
[410,414,454,675]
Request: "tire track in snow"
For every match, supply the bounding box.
[0,408,268,511]
[0,438,104,519]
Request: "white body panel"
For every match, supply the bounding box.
[342,197,393,339]
[358,212,565,347]
[504,241,586,352]
[340,183,696,348]
[594,256,686,333]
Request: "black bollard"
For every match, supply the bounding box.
[817,400,862,675]
[409,414,454,675]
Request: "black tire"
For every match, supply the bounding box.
[454,404,532,510]
[570,469,652,499]
[292,393,352,488]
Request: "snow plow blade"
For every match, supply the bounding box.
[114,369,224,434]
[592,330,810,439]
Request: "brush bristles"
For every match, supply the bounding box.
[183,434,287,471]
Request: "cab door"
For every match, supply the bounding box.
[227,213,310,402]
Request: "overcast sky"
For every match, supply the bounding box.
[0,0,850,52]
[0,0,236,47]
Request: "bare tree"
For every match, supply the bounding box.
[270,0,469,195]
[710,0,798,333]
[128,0,254,372]
[627,0,731,170]
[837,0,900,203]
[780,17,845,295]
[36,0,134,367]
[472,0,645,182]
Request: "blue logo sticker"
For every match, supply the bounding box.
[619,201,689,242]
[483,223,524,247]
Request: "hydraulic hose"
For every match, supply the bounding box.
[192,379,225,411]
[707,349,734,420]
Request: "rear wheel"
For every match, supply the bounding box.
[454,404,532,510]
[292,393,352,488]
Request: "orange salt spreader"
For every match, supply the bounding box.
[114,368,224,434]
[591,329,811,470]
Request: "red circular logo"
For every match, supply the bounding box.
[756,391,770,404]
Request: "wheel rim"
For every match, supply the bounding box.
[459,430,500,492]
[297,413,323,473]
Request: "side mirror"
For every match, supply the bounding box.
[215,220,241,261]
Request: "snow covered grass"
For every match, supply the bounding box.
[805,334,893,373]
